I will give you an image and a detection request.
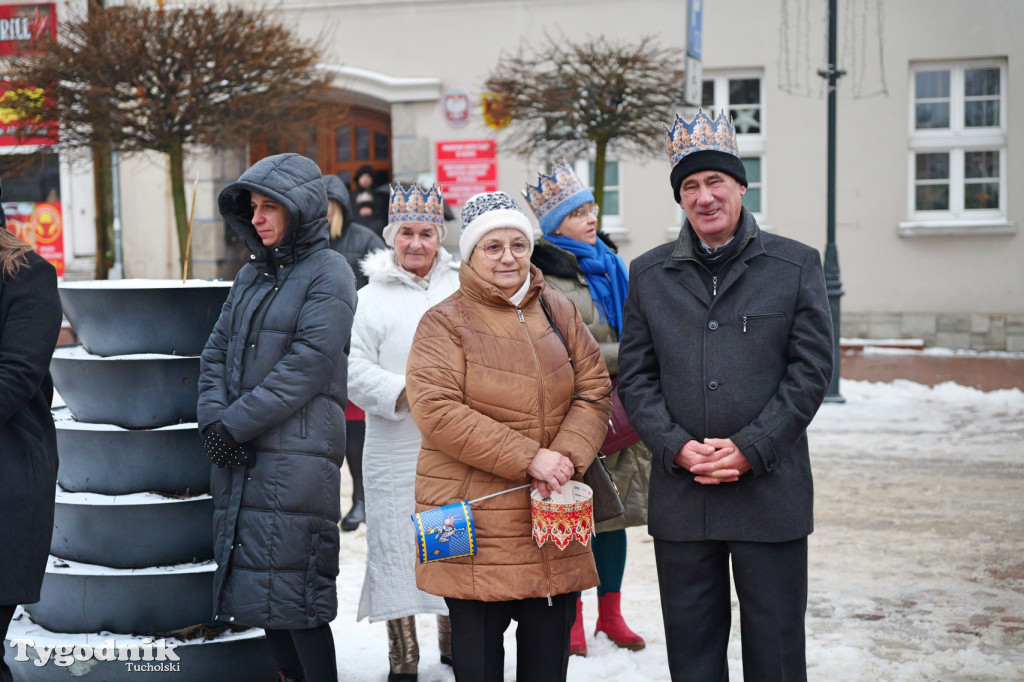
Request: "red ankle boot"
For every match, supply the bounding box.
[570,595,587,657]
[595,592,646,650]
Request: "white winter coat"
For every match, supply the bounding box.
[349,248,460,622]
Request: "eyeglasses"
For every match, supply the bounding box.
[569,203,600,220]
[476,241,530,260]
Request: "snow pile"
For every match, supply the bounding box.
[324,379,1024,681]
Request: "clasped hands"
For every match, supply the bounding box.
[202,422,255,469]
[674,438,751,485]
[528,447,576,498]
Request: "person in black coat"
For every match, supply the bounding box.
[0,225,62,682]
[324,173,384,532]
[352,164,388,237]
[618,110,833,681]
[325,174,384,290]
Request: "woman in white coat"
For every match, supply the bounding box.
[348,184,460,682]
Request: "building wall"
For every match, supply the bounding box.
[109,0,1022,349]
[833,0,1022,317]
[277,0,685,260]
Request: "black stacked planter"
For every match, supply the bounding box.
[6,280,276,681]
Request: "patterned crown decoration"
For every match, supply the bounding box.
[388,183,445,225]
[523,163,589,223]
[667,108,740,168]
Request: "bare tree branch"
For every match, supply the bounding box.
[1,1,336,270]
[483,34,685,228]
[484,33,686,160]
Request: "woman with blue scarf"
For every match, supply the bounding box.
[526,164,650,658]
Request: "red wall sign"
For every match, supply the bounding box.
[0,4,58,146]
[436,140,498,207]
[0,3,56,56]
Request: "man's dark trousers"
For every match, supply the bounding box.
[654,537,808,681]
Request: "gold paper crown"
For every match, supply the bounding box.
[523,164,590,223]
[667,108,740,168]
[388,184,445,225]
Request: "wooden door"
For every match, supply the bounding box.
[249,106,392,189]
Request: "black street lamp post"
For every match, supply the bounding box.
[818,0,846,403]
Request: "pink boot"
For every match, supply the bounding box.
[595,592,646,650]
[570,595,587,657]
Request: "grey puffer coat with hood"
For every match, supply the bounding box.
[324,174,384,290]
[198,153,357,629]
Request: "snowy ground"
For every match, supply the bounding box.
[327,379,1024,681]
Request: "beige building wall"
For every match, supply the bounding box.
[108,0,1022,348]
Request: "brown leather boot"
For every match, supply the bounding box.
[437,614,453,667]
[386,616,419,681]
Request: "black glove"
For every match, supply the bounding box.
[202,422,255,469]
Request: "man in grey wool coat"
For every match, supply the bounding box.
[617,109,834,682]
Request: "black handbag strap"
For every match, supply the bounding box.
[539,294,570,364]
[538,294,611,404]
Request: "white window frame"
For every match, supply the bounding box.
[900,59,1014,237]
[669,70,767,240]
[574,155,624,239]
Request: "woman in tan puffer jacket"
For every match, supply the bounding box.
[406,191,611,682]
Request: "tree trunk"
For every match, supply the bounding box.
[592,140,608,233]
[92,144,114,279]
[168,138,190,275]
[89,0,114,280]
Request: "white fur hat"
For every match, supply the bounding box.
[458,191,534,262]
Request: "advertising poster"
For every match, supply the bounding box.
[0,83,56,146]
[4,201,64,275]
[0,4,58,145]
[0,3,57,56]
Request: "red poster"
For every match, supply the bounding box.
[436,140,498,207]
[0,82,58,146]
[4,201,64,275]
[0,4,56,56]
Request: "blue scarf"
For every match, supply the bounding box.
[544,234,629,333]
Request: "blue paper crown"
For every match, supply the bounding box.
[523,164,595,234]
[667,108,740,168]
[523,164,588,222]
[388,184,445,225]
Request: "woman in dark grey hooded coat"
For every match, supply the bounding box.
[198,153,356,682]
